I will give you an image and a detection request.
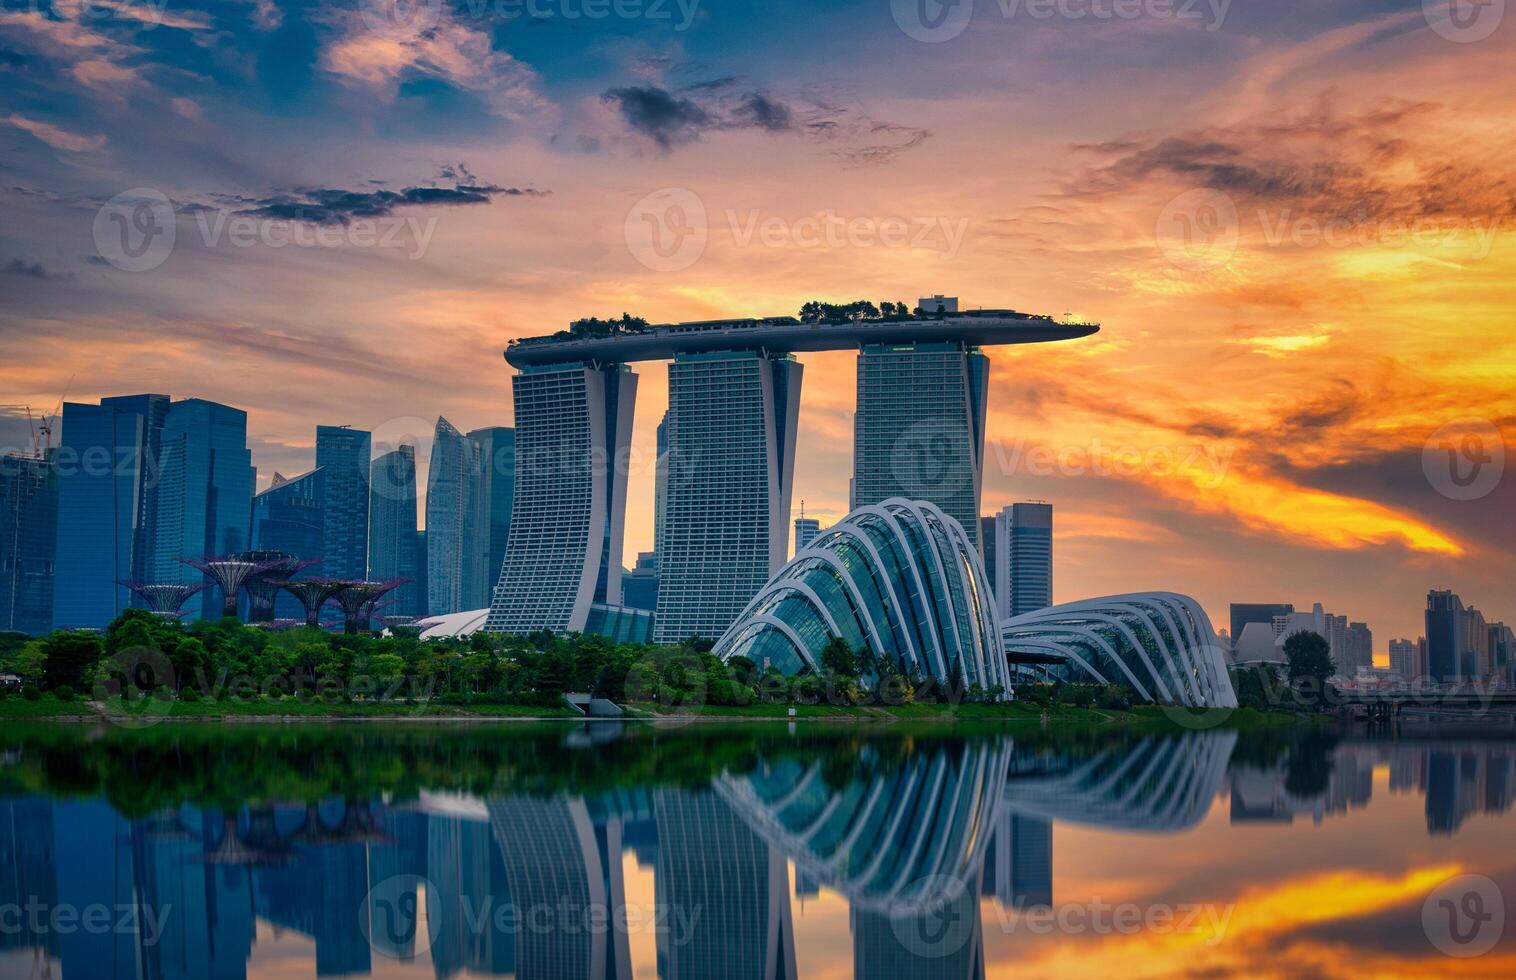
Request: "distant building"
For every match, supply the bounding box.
[1388,638,1418,679]
[1230,604,1295,648]
[1491,623,1514,685]
[465,426,514,610]
[151,399,253,620]
[252,468,324,620]
[853,341,987,550]
[987,502,1053,618]
[52,394,169,629]
[368,446,423,616]
[917,294,959,314]
[426,417,472,616]
[1347,622,1374,676]
[621,551,659,612]
[315,425,371,581]
[793,514,821,555]
[0,450,56,635]
[656,351,800,644]
[1426,590,1467,682]
[654,413,669,556]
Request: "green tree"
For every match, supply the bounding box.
[41,631,104,691]
[819,637,860,678]
[1283,631,1334,686]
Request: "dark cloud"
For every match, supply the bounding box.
[238,181,547,225]
[601,82,924,164]
[2,256,70,280]
[600,86,712,149]
[1064,98,1516,225]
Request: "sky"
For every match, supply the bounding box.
[1,0,1513,648]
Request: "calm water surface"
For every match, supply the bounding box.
[1,723,1512,979]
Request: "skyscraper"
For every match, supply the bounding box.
[1426,590,1466,682]
[1,449,56,635]
[621,551,659,612]
[1230,603,1296,646]
[853,340,988,549]
[655,350,801,644]
[368,445,422,616]
[251,468,325,620]
[488,363,637,633]
[1389,638,1417,678]
[988,501,1053,619]
[1347,621,1374,675]
[150,399,253,620]
[426,417,473,616]
[654,412,669,556]
[793,510,821,556]
[465,426,515,609]
[315,425,371,581]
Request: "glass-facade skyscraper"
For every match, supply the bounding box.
[465,426,515,610]
[53,394,168,629]
[654,351,801,644]
[368,445,422,616]
[251,467,324,620]
[488,363,636,633]
[151,399,253,620]
[988,501,1053,619]
[426,417,472,616]
[853,342,988,550]
[1,450,57,635]
[315,425,370,581]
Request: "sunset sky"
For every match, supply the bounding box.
[2,0,1512,646]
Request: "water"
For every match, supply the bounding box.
[0,723,1511,978]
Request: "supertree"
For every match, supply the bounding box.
[179,556,281,619]
[236,552,322,623]
[118,581,208,617]
[329,580,409,635]
[273,579,345,627]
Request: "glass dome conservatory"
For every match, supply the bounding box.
[714,498,1012,696]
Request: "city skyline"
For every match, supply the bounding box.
[1,1,1513,644]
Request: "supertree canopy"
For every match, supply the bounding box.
[236,551,322,623]
[273,579,345,627]
[118,581,208,617]
[180,557,282,619]
[328,580,409,634]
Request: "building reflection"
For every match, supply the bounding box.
[1,738,1512,979]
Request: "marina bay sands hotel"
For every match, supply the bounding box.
[484,299,1098,643]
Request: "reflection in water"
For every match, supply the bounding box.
[0,734,1512,978]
